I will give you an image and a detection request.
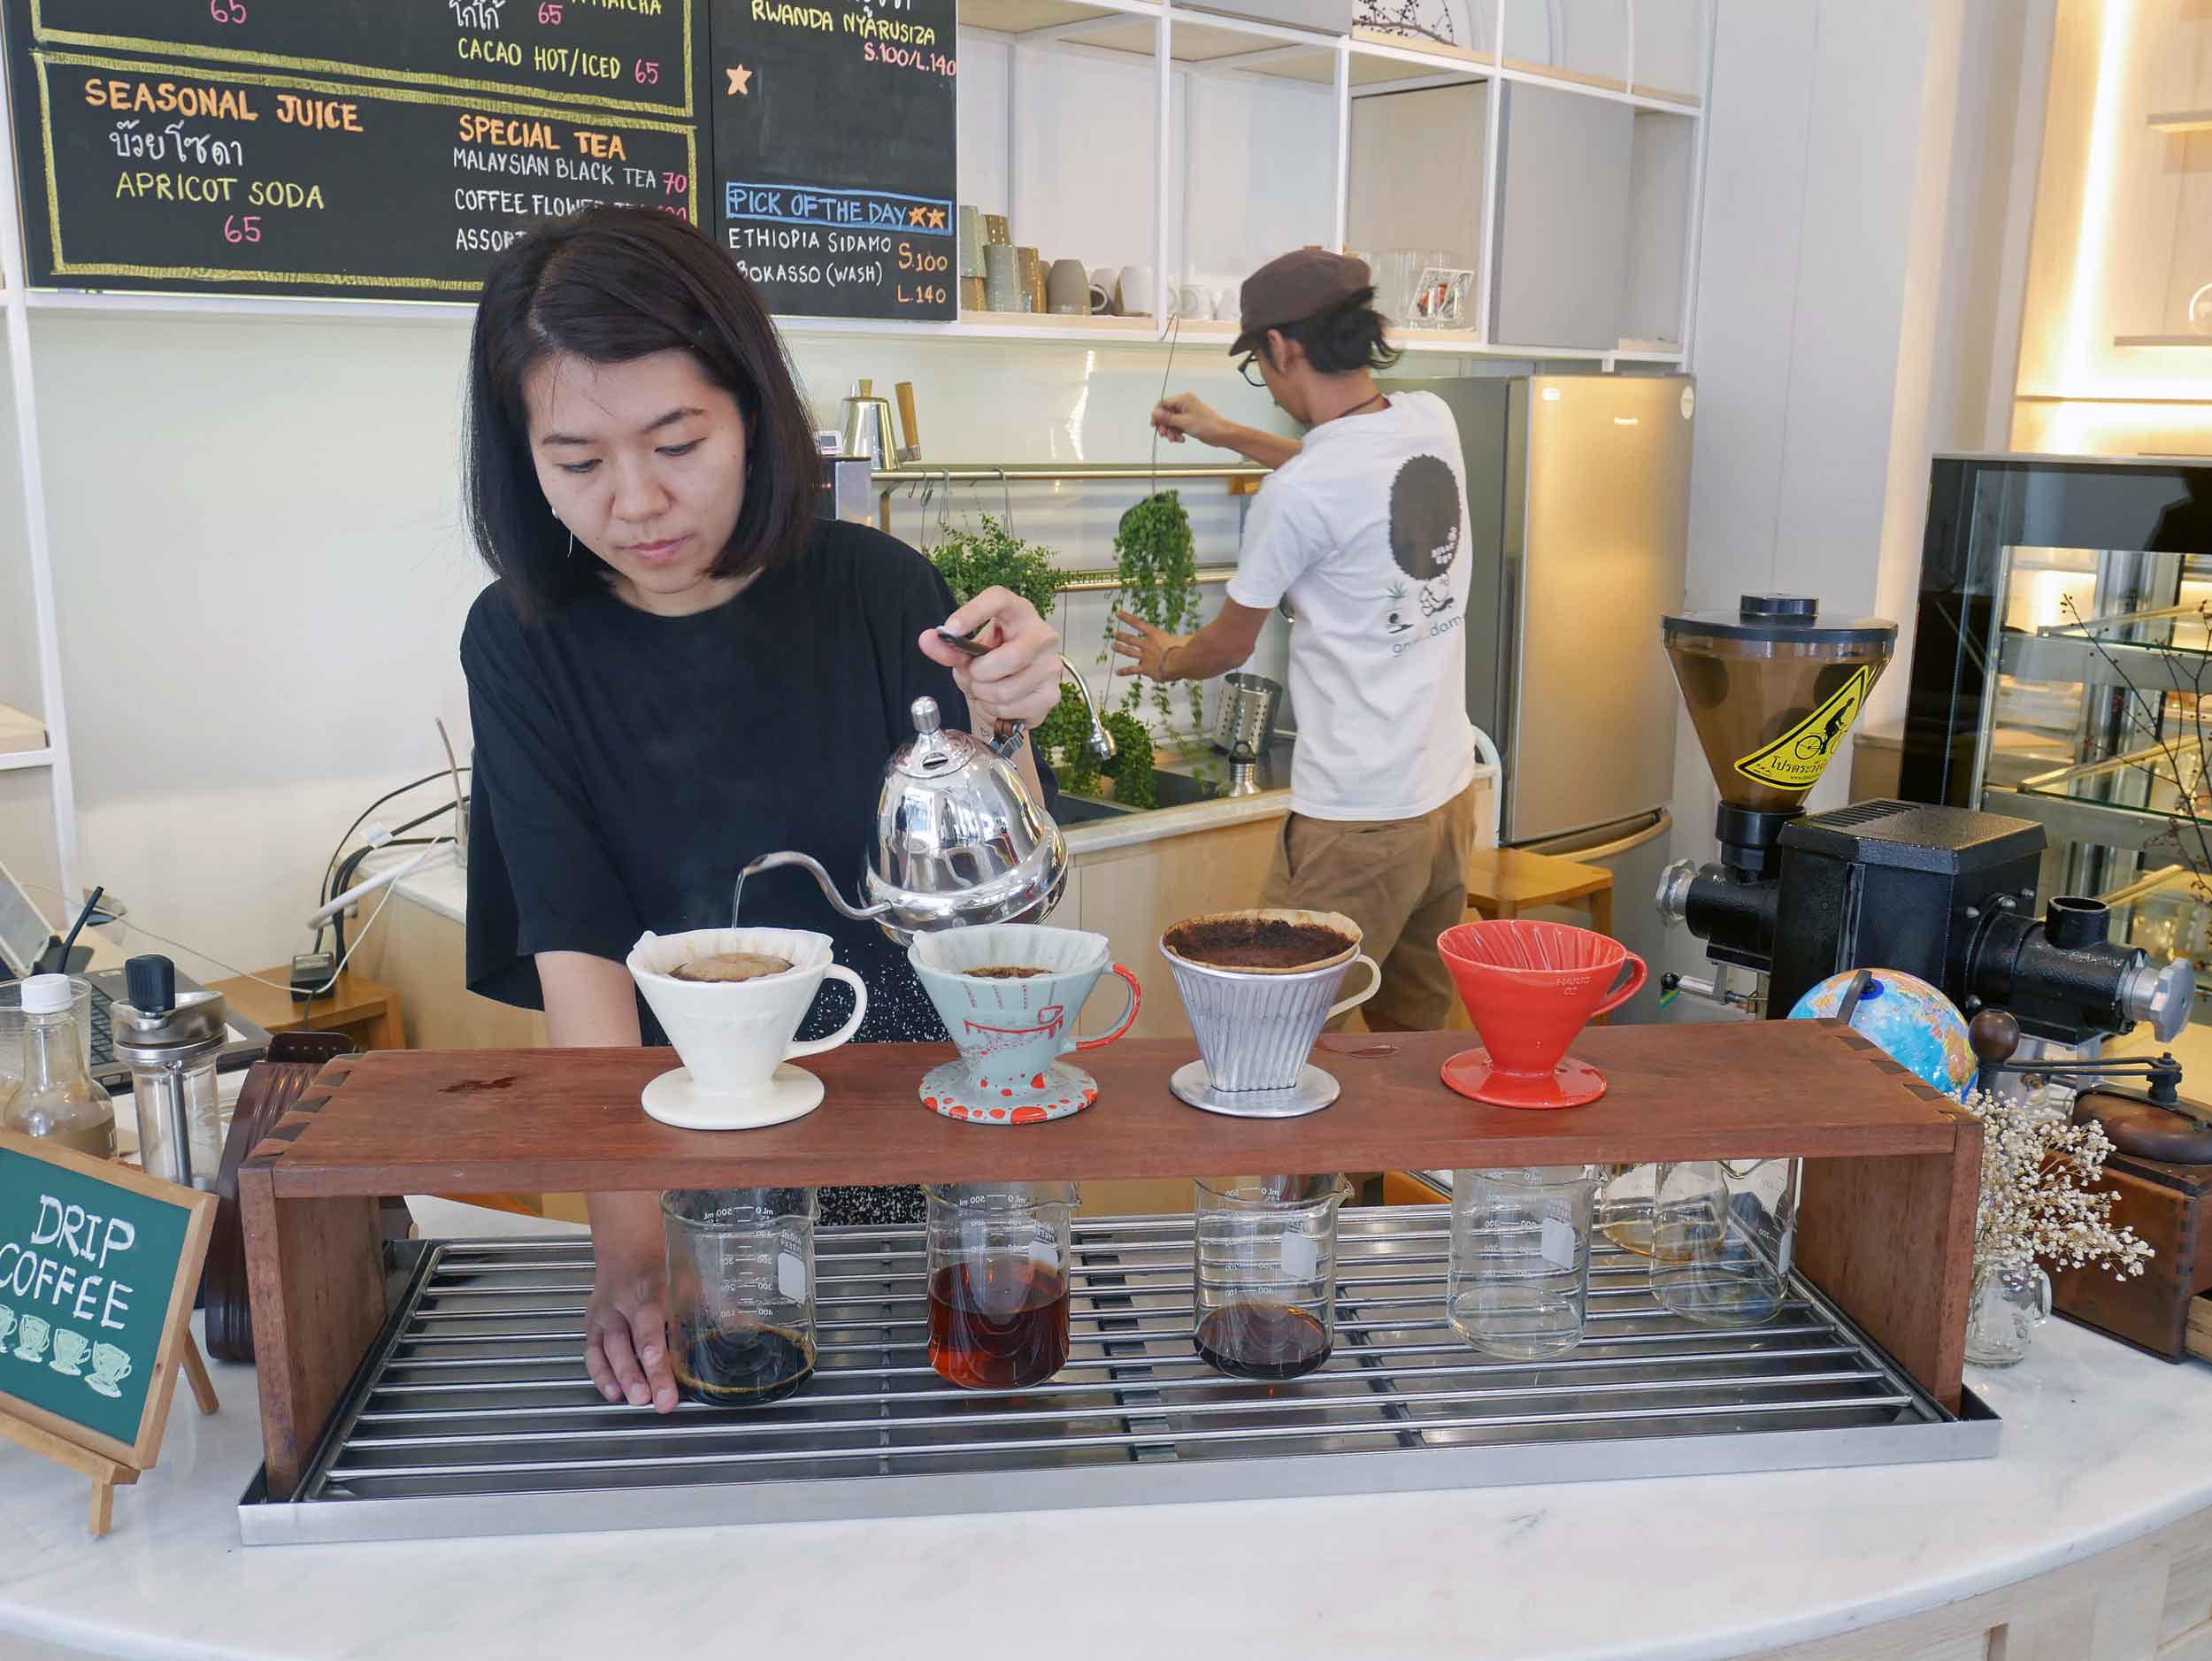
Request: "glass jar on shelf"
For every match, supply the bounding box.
[1447,1165,1597,1359]
[1649,1157,1799,1328]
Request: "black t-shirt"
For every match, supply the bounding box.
[459,519,1049,1045]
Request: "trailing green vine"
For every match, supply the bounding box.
[930,514,1058,621]
[1034,681,1103,796]
[1107,490,1205,733]
[1099,711,1157,808]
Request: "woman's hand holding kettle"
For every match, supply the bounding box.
[919,587,1063,731]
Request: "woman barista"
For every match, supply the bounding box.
[458,207,1063,1413]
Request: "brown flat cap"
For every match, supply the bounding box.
[1230,249,1372,356]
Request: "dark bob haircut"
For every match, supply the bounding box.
[464,205,820,619]
[1259,287,1402,377]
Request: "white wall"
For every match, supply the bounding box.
[1660,0,2049,1000]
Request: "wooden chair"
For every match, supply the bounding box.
[1463,845,1615,935]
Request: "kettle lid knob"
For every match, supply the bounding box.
[910,696,943,735]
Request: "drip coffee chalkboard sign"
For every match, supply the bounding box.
[709,0,956,320]
[3,2,701,299]
[0,1131,217,1534]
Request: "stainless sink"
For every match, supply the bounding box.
[1055,796,1137,826]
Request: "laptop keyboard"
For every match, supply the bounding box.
[88,983,114,1068]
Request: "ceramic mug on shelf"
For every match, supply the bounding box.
[984,242,1021,312]
[1015,246,1044,314]
[983,212,1010,246]
[1171,284,1213,321]
[1047,258,1092,315]
[1117,265,1154,319]
[957,205,986,277]
[1090,267,1121,314]
[960,274,987,313]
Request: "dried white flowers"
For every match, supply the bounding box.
[1956,1088,2154,1279]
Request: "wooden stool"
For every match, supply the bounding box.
[208,968,407,1052]
[1463,846,1615,936]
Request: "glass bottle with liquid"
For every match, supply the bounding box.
[1,975,115,1160]
[661,1188,818,1406]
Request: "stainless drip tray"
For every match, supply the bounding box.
[239,1209,1997,1545]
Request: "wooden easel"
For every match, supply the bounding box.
[0,1337,215,1535]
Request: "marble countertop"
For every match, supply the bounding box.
[3,1296,2208,1661]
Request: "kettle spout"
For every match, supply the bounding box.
[738,851,891,926]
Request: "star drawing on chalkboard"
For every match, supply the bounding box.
[927,207,947,228]
[726,64,753,95]
[908,205,928,226]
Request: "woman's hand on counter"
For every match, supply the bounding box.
[920,587,1063,729]
[584,1193,680,1413]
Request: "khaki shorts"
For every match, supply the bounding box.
[1258,784,1476,1031]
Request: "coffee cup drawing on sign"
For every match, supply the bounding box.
[88,1342,133,1398]
[14,1312,50,1363]
[0,1305,14,1350]
[49,1328,89,1376]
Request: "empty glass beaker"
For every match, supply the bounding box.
[1448,1166,1597,1358]
[926,1181,1077,1389]
[1193,1175,1348,1380]
[1649,1158,1799,1327]
[660,1188,818,1406]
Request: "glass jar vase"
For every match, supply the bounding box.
[1963,1255,2050,1368]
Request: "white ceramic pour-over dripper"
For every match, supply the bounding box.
[626,928,866,1131]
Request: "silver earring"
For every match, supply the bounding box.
[565,529,576,559]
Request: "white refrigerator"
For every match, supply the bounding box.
[1386,372,1695,1020]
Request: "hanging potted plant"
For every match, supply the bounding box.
[929,514,1059,623]
[1106,489,1203,734]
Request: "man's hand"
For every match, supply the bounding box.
[1111,610,1187,681]
[919,586,1063,727]
[1150,392,1233,450]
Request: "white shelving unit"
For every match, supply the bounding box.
[0,0,1713,891]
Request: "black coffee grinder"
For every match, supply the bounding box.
[1654,595,2191,1046]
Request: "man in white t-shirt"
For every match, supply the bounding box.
[1112,249,1478,1030]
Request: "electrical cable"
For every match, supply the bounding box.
[319,768,471,910]
[327,837,435,966]
[22,858,442,999]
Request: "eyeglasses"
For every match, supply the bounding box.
[1236,354,1267,388]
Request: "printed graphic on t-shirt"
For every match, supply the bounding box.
[1384,452,1463,639]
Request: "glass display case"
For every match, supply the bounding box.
[1901,454,2212,1011]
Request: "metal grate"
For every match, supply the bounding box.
[240,1208,1997,1545]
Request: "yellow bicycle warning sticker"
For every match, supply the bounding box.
[1732,665,1873,790]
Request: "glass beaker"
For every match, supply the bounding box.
[926,1181,1077,1389]
[1192,1175,1348,1380]
[1594,1162,1657,1256]
[1447,1166,1597,1359]
[1649,1158,1800,1328]
[660,1188,818,1406]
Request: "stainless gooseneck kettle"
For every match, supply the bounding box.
[742,696,1069,944]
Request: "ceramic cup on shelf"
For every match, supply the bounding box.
[983,212,1010,246]
[1091,267,1122,313]
[1047,258,1092,315]
[1016,246,1044,314]
[1117,264,1154,319]
[957,205,986,278]
[1087,279,1116,316]
[1171,284,1213,321]
[983,242,1021,312]
[959,274,987,313]
[626,927,867,1131]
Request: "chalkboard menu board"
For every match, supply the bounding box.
[1,0,962,319]
[4,0,702,299]
[709,0,956,320]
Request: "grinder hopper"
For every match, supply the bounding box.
[1663,595,1898,878]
